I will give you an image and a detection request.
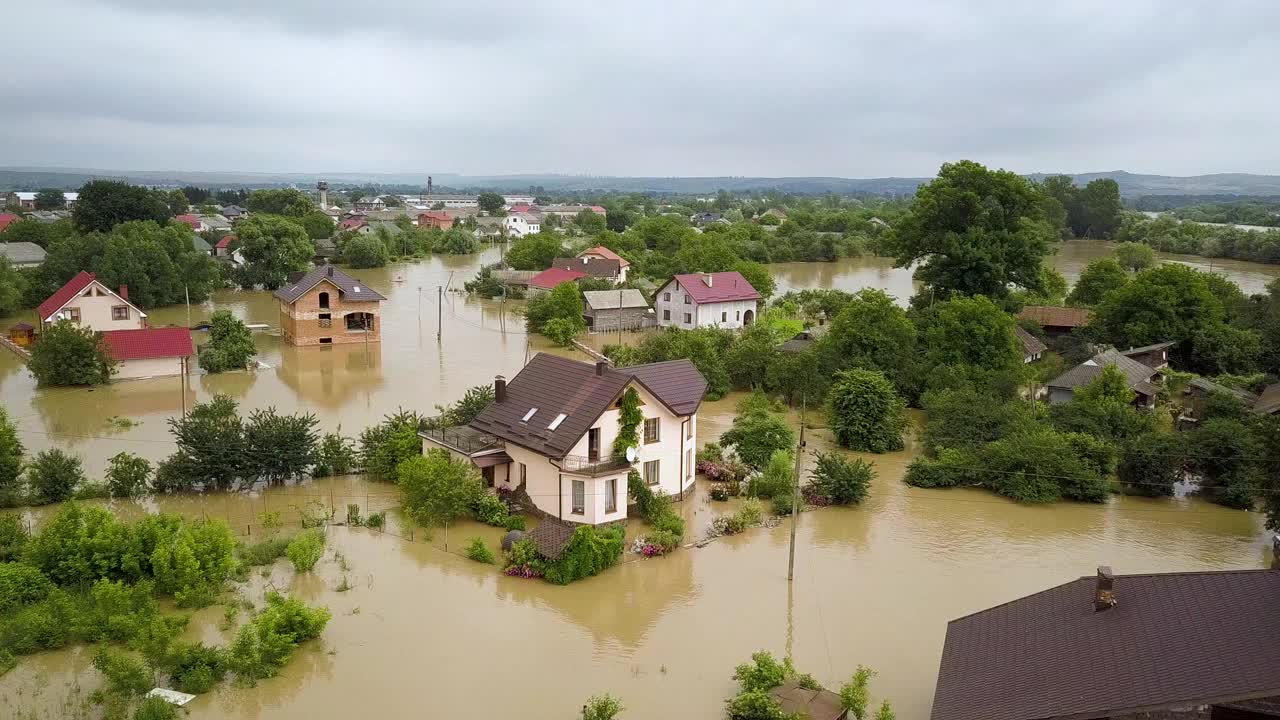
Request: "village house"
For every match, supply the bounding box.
[505,212,541,237]
[474,216,505,239]
[1120,341,1173,370]
[0,213,19,231]
[10,192,36,209]
[931,565,1280,720]
[577,246,630,283]
[417,211,454,230]
[0,241,47,268]
[1181,377,1261,426]
[62,192,78,208]
[1045,348,1159,407]
[99,327,194,380]
[338,218,367,233]
[1017,305,1091,336]
[1014,326,1046,363]
[689,211,724,226]
[173,214,201,231]
[551,256,622,284]
[353,197,386,212]
[37,271,146,331]
[581,289,651,332]
[197,214,233,233]
[655,271,760,330]
[527,267,584,297]
[421,353,706,526]
[274,265,385,347]
[221,205,247,220]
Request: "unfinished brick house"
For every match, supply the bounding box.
[274,265,386,347]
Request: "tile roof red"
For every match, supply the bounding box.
[0,213,19,231]
[932,568,1280,720]
[529,267,585,289]
[214,235,235,249]
[37,271,97,320]
[99,327,194,361]
[339,218,366,230]
[579,245,630,268]
[419,211,450,221]
[667,271,761,304]
[174,214,200,229]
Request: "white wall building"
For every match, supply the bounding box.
[504,212,541,237]
[654,271,761,330]
[37,271,147,332]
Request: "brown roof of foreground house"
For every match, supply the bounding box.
[526,519,576,560]
[1018,305,1091,329]
[1014,326,1046,358]
[273,265,386,304]
[769,682,847,720]
[468,353,706,458]
[932,568,1280,720]
[1046,349,1157,390]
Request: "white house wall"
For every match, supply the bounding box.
[654,279,756,330]
[113,356,186,380]
[47,281,146,332]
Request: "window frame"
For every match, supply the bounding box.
[643,417,660,444]
[663,309,670,321]
[571,480,585,515]
[605,477,617,513]
[663,292,670,301]
[111,305,130,321]
[684,313,692,324]
[643,459,660,486]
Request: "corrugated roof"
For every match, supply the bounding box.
[1047,349,1157,390]
[1187,377,1259,406]
[551,257,621,278]
[37,271,97,320]
[582,289,648,311]
[1014,326,1047,357]
[932,569,1280,720]
[100,327,194,361]
[0,241,47,264]
[1018,306,1092,329]
[528,267,585,290]
[273,265,386,304]
[664,271,760,304]
[468,353,706,458]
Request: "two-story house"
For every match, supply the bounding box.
[274,265,386,346]
[577,246,630,283]
[504,212,541,237]
[421,353,706,526]
[655,271,760,330]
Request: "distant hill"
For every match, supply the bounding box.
[5,166,1280,197]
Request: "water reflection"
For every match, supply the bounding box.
[276,343,384,409]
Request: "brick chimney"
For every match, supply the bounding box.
[327,266,334,278]
[595,360,608,376]
[494,375,506,403]
[1094,566,1117,612]
[118,285,128,301]
[702,273,713,288]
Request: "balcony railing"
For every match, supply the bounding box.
[555,454,632,477]
[420,425,501,454]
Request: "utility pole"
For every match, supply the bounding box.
[787,396,806,582]
[437,285,442,342]
[180,356,188,416]
[185,286,191,329]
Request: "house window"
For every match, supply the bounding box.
[644,418,660,444]
[663,309,670,321]
[319,338,332,344]
[687,449,693,479]
[684,313,692,324]
[587,428,601,461]
[721,311,727,322]
[736,311,741,321]
[643,459,660,486]
[112,306,130,321]
[663,292,670,301]
[571,480,585,515]
[66,308,81,323]
[686,420,692,439]
[520,463,527,484]
[684,295,690,304]
[606,478,617,513]
[318,291,330,309]
[319,313,331,328]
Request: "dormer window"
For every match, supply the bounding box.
[522,408,538,422]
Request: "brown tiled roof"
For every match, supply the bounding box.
[273,265,386,303]
[1014,326,1046,358]
[1047,349,1157,390]
[468,353,706,458]
[1018,305,1091,329]
[769,682,847,720]
[931,569,1280,720]
[551,257,621,278]
[526,519,576,560]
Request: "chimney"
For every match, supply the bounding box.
[595,360,608,376]
[1094,566,1117,612]
[702,273,713,288]
[494,375,506,403]
[118,285,128,301]
[327,266,334,278]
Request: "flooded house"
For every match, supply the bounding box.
[581,289,651,332]
[577,245,631,283]
[274,265,385,347]
[654,271,760,330]
[526,267,585,297]
[1045,349,1159,407]
[421,353,706,525]
[551,256,624,285]
[1014,326,1046,363]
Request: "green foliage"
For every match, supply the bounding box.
[1066,257,1129,307]
[504,233,564,270]
[0,514,27,561]
[132,697,180,720]
[398,449,483,526]
[1075,364,1134,405]
[228,593,330,682]
[582,693,624,720]
[749,449,793,500]
[720,405,795,470]
[1189,418,1264,509]
[543,316,582,346]
[34,188,65,210]
[607,326,735,400]
[299,211,333,239]
[73,180,172,233]
[818,288,917,393]
[0,562,53,613]
[807,452,874,505]
[478,192,504,213]
[0,257,27,317]
[231,215,314,289]
[1094,264,1229,371]
[238,535,292,566]
[148,519,238,607]
[359,410,426,483]
[106,452,151,498]
[0,408,24,505]
[840,666,875,720]
[543,525,624,585]
[628,470,685,548]
[1114,241,1156,272]
[921,386,1038,452]
[612,388,643,461]
[917,295,1024,378]
[826,369,908,452]
[243,406,319,485]
[313,429,357,477]
[697,442,724,465]
[285,530,325,572]
[726,689,794,720]
[160,641,226,694]
[473,493,524,530]
[246,188,315,217]
[1117,430,1185,497]
[525,281,584,333]
[198,310,257,372]
[161,394,245,492]
[92,647,153,697]
[29,320,115,386]
[465,537,495,564]
[26,448,86,504]
[433,384,495,428]
[343,234,391,268]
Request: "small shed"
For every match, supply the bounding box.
[768,682,848,720]
[582,289,651,331]
[6,322,35,348]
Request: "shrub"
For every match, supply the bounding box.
[285,530,325,572]
[26,448,87,504]
[28,320,114,386]
[697,442,724,465]
[504,538,546,579]
[826,369,908,453]
[720,408,795,470]
[399,449,483,526]
[543,525,624,585]
[346,504,362,526]
[710,485,730,501]
[502,514,526,531]
[771,494,795,516]
[313,431,357,477]
[737,498,764,527]
[162,641,227,694]
[92,647,153,697]
[228,593,331,682]
[132,696,179,720]
[360,410,427,483]
[149,520,238,608]
[465,537,495,564]
[366,512,386,530]
[343,235,390,268]
[645,529,681,553]
[542,316,582,346]
[806,452,875,506]
[734,651,795,693]
[582,693,624,720]
[0,514,27,562]
[749,449,793,499]
[473,493,511,527]
[239,535,292,566]
[726,689,790,720]
[198,310,256,373]
[0,562,53,613]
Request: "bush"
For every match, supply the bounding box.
[366,512,386,530]
[542,316,582,346]
[150,520,238,607]
[465,537,495,564]
[806,452,874,506]
[26,448,87,504]
[162,641,227,694]
[826,369,908,453]
[399,450,484,527]
[0,562,53,613]
[737,498,764,526]
[228,593,331,682]
[92,647,153,697]
[710,485,730,501]
[504,538,546,579]
[771,494,796,516]
[132,696,179,720]
[726,689,790,720]
[28,320,114,386]
[474,493,511,527]
[198,310,256,373]
[105,452,152,498]
[0,514,27,562]
[239,535,292,566]
[285,530,325,572]
[583,693,624,720]
[313,431,357,477]
[360,410,427,483]
[749,449,793,499]
[697,442,725,465]
[343,235,390,268]
[543,526,624,585]
[721,408,795,470]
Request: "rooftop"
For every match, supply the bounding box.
[37,270,97,320]
[273,265,386,304]
[0,241,47,265]
[528,267,585,290]
[100,327,194,361]
[668,271,761,304]
[578,245,630,268]
[551,256,621,278]
[1014,326,1047,357]
[1047,348,1157,390]
[582,289,649,311]
[1018,305,1092,329]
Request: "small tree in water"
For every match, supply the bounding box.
[199,310,256,373]
[582,694,624,720]
[29,321,114,386]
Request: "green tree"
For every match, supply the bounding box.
[1075,178,1123,238]
[231,215,314,289]
[1074,364,1134,405]
[105,452,151,498]
[0,407,22,505]
[1094,264,1224,352]
[246,188,314,217]
[525,281,585,334]
[198,310,257,373]
[342,234,390,268]
[163,395,246,492]
[720,405,795,470]
[1116,430,1185,497]
[360,411,424,483]
[917,295,1023,377]
[478,192,505,213]
[28,321,115,386]
[574,209,607,234]
[26,448,86,503]
[582,693,624,720]
[34,188,65,210]
[0,257,27,317]
[826,369,908,452]
[504,233,563,270]
[1066,257,1129,307]
[840,666,875,720]
[889,160,1052,300]
[1189,418,1262,509]
[1114,241,1156,272]
[299,211,334,239]
[165,189,190,216]
[733,259,776,301]
[285,530,325,572]
[807,452,874,505]
[819,288,916,391]
[73,180,171,233]
[398,449,483,526]
[92,221,202,308]
[243,407,318,485]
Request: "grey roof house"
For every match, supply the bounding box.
[581,289,652,332]
[1046,349,1159,407]
[0,241,47,268]
[1015,326,1046,363]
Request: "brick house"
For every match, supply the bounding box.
[274,265,386,346]
[417,211,454,230]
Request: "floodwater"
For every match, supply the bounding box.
[0,245,1275,720]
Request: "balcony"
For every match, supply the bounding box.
[555,454,632,477]
[419,425,501,455]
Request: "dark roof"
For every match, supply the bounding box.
[1255,383,1280,415]
[1046,349,1157,390]
[100,328,194,361]
[1018,305,1092,328]
[468,353,706,458]
[769,682,847,720]
[551,256,621,278]
[1187,377,1259,406]
[932,569,1280,720]
[38,271,97,320]
[664,272,761,304]
[273,265,386,304]
[1121,341,1174,357]
[1014,326,1046,357]
[526,519,576,560]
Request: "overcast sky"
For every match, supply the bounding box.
[3,1,1278,177]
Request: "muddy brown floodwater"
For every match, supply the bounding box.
[0,244,1274,719]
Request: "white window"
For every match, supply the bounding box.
[663,292,670,301]
[644,418,660,444]
[572,480,585,514]
[687,449,693,479]
[644,459,660,486]
[606,478,617,513]
[112,306,130,321]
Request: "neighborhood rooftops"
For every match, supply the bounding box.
[1014,326,1046,357]
[528,267,585,290]
[1187,377,1260,406]
[468,353,707,459]
[100,327,194,361]
[1018,305,1091,329]
[0,213,19,231]
[0,241,47,265]
[273,265,386,304]
[931,568,1280,720]
[666,271,760,304]
[582,289,648,311]
[1047,349,1156,390]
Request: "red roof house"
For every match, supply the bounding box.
[37,271,148,330]
[174,214,200,230]
[99,327,194,380]
[37,271,97,321]
[339,218,367,232]
[508,204,532,213]
[215,236,234,249]
[528,267,586,291]
[0,213,19,232]
[578,246,630,268]
[655,271,761,330]
[418,211,454,230]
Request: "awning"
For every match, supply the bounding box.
[472,452,512,469]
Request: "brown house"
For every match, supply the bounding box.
[1018,305,1092,336]
[274,265,386,347]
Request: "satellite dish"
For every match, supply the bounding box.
[625,446,637,463]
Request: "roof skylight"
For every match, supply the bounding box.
[522,408,538,422]
[547,413,567,430]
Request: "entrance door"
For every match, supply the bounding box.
[587,428,601,461]
[742,309,755,326]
